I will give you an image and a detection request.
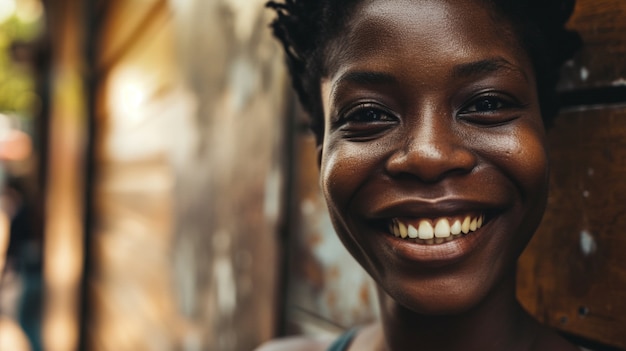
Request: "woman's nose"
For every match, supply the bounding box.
[385,115,477,183]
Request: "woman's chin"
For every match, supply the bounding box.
[396,293,482,316]
[379,276,498,317]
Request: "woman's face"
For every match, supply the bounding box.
[319,0,549,314]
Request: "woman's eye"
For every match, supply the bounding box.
[334,104,397,139]
[339,102,397,124]
[461,97,506,113]
[341,105,395,123]
[457,95,523,126]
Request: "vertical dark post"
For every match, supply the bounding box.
[274,93,299,337]
[78,0,104,349]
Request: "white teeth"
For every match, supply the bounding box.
[418,220,434,239]
[450,220,462,235]
[470,217,477,231]
[461,216,471,234]
[390,214,486,244]
[434,218,450,238]
[391,221,400,237]
[399,222,408,238]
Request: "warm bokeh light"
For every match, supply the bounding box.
[14,0,42,23]
[0,0,16,24]
[0,317,32,351]
[0,129,32,161]
[108,66,150,125]
[0,0,42,25]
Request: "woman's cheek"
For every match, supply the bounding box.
[484,126,549,203]
[320,143,360,209]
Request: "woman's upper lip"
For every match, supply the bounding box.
[365,197,503,219]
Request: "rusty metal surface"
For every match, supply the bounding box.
[517,106,626,350]
[517,1,626,349]
[285,132,378,337]
[558,0,626,90]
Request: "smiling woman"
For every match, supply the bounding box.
[260,0,581,350]
[319,0,550,322]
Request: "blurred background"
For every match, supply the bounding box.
[0,0,624,350]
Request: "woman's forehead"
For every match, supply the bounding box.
[325,0,526,79]
[347,0,509,49]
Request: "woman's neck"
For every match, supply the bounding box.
[375,275,539,351]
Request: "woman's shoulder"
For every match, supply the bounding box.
[254,336,334,351]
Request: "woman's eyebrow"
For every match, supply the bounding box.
[330,71,397,98]
[452,58,528,81]
[335,71,397,85]
[329,58,527,98]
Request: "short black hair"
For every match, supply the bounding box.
[267,0,581,142]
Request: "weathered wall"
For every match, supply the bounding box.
[90,0,287,350]
[90,1,187,349]
[285,127,378,336]
[517,1,626,349]
[169,0,287,349]
[518,107,626,349]
[558,0,626,90]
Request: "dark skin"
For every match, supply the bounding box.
[258,0,579,350]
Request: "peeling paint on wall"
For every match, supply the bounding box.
[579,230,597,256]
[287,135,379,335]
